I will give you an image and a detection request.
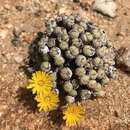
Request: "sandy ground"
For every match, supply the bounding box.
[0,0,130,130]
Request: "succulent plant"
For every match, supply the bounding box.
[69,89,77,97]
[93,57,103,67]
[27,14,116,104]
[60,67,72,80]
[71,79,79,89]
[86,32,93,42]
[96,46,108,57]
[92,28,101,39]
[65,50,75,59]
[59,41,69,50]
[47,38,56,48]
[42,53,50,61]
[79,75,90,85]
[65,95,75,103]
[75,55,87,67]
[69,45,79,57]
[80,89,92,100]
[63,81,73,92]
[101,75,110,85]
[75,67,86,77]
[88,80,102,92]
[97,69,106,80]
[71,38,82,47]
[93,90,105,97]
[54,55,65,66]
[39,45,49,55]
[83,45,95,57]
[88,69,97,80]
[49,47,61,57]
[40,61,51,72]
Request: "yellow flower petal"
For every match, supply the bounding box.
[27,71,53,94]
[63,103,84,127]
[35,91,59,112]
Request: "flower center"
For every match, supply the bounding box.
[45,96,50,102]
[38,79,45,86]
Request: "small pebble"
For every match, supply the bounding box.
[92,0,117,18]
[14,55,23,64]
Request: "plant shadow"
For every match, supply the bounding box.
[48,108,64,127]
[16,87,38,112]
[19,32,44,78]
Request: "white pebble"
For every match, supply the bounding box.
[92,0,117,18]
[14,55,23,64]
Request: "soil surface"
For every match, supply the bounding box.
[0,0,130,130]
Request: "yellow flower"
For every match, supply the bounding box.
[63,103,84,127]
[27,71,53,94]
[35,91,59,112]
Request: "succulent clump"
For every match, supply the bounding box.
[26,14,116,126]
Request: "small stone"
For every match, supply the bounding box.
[0,104,8,117]
[0,29,8,40]
[92,0,117,18]
[14,55,23,64]
[59,6,68,14]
